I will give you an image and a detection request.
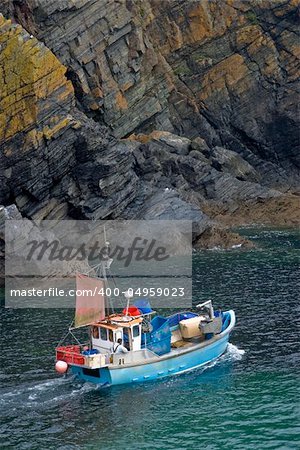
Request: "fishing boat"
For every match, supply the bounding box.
[55,242,236,386]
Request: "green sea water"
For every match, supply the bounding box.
[0,227,299,449]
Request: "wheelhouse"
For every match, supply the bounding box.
[90,316,143,353]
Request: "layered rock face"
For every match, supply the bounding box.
[4,0,298,181]
[0,14,137,221]
[147,0,300,182]
[0,15,77,215]
[0,0,299,251]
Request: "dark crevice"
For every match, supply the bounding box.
[65,68,84,103]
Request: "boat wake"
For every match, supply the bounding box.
[225,343,245,360]
[196,343,245,374]
[0,375,100,411]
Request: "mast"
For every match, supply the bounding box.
[99,226,112,317]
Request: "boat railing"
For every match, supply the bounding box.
[112,348,159,366]
[56,345,109,368]
[56,345,85,365]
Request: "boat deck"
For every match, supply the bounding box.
[109,334,219,368]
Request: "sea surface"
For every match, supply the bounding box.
[0,227,299,450]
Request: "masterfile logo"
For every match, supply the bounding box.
[26,236,169,267]
[5,220,192,309]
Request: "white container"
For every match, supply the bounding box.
[84,353,106,369]
[179,315,206,339]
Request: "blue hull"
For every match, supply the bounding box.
[71,310,235,387]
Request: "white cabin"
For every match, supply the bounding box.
[90,315,143,354]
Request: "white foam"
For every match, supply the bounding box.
[226,343,245,360]
[0,376,71,405]
[27,378,64,392]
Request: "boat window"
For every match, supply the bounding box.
[132,325,140,337]
[108,329,113,342]
[100,327,107,341]
[123,327,129,346]
[92,326,99,339]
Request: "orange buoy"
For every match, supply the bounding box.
[55,360,68,374]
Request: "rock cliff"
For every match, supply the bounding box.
[0,0,299,251]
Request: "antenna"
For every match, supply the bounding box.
[104,225,107,244]
[124,290,133,317]
[100,226,114,316]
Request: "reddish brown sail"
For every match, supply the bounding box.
[74,274,105,328]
